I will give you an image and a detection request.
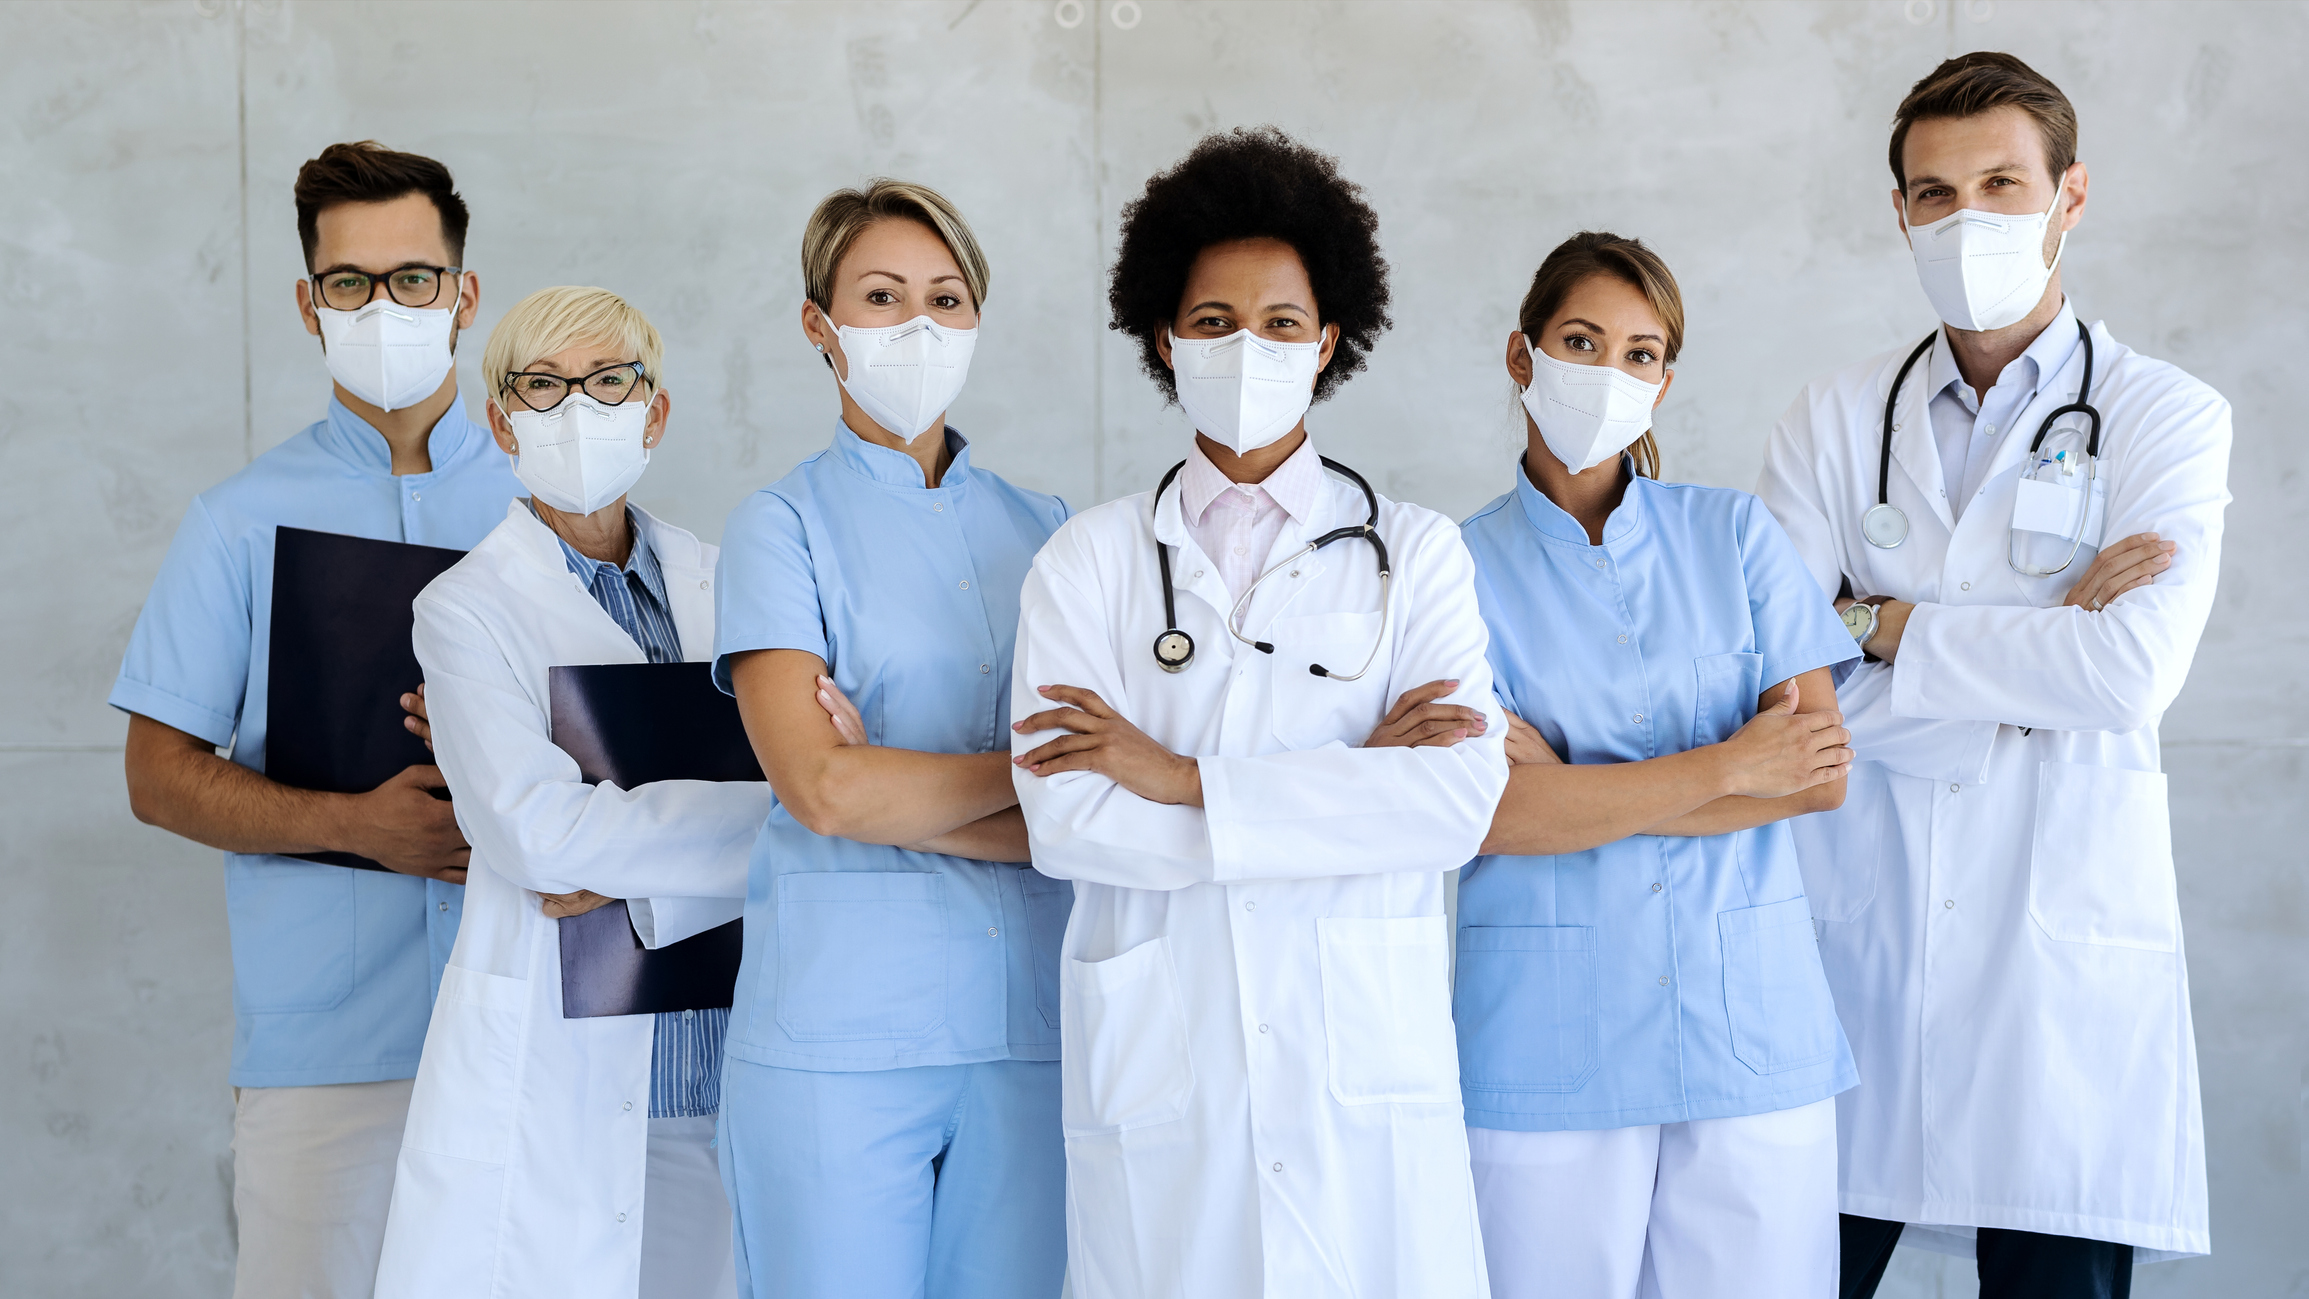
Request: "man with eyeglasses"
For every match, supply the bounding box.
[112,141,519,1299]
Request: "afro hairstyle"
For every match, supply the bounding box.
[1107,126,1392,404]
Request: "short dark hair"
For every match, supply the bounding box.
[293,141,470,271]
[1108,127,1391,404]
[1889,52,2077,192]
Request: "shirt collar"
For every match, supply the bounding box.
[1513,451,1646,547]
[1178,436,1324,527]
[315,393,485,477]
[828,420,973,490]
[1927,298,2083,409]
[536,503,669,607]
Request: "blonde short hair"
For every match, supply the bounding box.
[484,286,665,399]
[800,179,989,311]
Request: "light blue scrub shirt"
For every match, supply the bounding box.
[110,397,521,1087]
[1455,462,1860,1131]
[712,425,1071,1072]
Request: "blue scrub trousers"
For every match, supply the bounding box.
[717,1057,1066,1299]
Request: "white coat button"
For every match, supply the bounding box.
[959,580,969,590]
[1289,570,1300,578]
[700,579,710,590]
[622,1101,633,1111]
[1244,901,1255,911]
[1945,899,1955,909]
[1258,1023,1270,1033]
[1658,976,1671,986]
[1271,1162,1283,1172]
[987,927,999,937]
[1985,424,1997,436]
[1617,633,1629,644]
[979,663,990,674]
[1950,784,1961,793]
[1961,581,1972,591]
[1651,883,1662,893]
[617,1212,627,1223]
[1233,545,1248,556]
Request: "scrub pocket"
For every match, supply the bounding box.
[1269,611,1390,750]
[1719,897,1842,1075]
[1062,937,1193,1136]
[1452,925,1598,1094]
[401,963,527,1164]
[227,860,357,1014]
[2028,761,2178,951]
[1693,651,1765,748]
[1020,870,1073,1029]
[774,871,946,1041]
[1318,916,1460,1105]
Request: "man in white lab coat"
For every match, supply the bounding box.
[1756,53,2229,1299]
[1010,128,1505,1298]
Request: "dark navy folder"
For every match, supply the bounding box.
[266,526,466,873]
[549,663,763,1018]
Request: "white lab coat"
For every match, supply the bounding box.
[1013,464,1508,1299]
[374,502,768,1299]
[1756,317,2229,1261]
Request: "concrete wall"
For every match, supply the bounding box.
[4,2,2300,1294]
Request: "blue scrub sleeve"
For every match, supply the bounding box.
[712,489,828,695]
[1738,494,1862,689]
[108,497,250,747]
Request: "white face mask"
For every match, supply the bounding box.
[824,314,977,442]
[1521,338,1662,474]
[1168,329,1322,456]
[1906,184,2066,333]
[316,284,461,412]
[505,392,652,517]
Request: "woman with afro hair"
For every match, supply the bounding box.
[1007,127,1505,1298]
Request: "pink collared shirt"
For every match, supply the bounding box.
[1179,437,1325,604]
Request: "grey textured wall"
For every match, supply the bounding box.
[4,2,2301,1295]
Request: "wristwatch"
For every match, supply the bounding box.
[1840,598,1881,651]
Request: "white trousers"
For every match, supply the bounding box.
[231,1078,414,1299]
[1467,1098,1839,1299]
[642,1114,738,1299]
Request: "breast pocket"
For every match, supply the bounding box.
[1020,870,1073,1030]
[1719,897,1842,1075]
[1319,916,1461,1105]
[228,861,356,1014]
[1062,937,1194,1136]
[1452,925,1598,1093]
[774,872,947,1041]
[2028,762,2178,952]
[1269,611,1389,750]
[1693,651,1764,748]
[401,963,527,1164]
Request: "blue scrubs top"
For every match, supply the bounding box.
[1455,461,1860,1131]
[713,424,1071,1072]
[109,397,521,1087]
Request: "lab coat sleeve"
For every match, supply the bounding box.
[1011,550,1218,892]
[413,589,769,900]
[1758,386,1999,785]
[1892,388,2232,734]
[1198,517,1509,883]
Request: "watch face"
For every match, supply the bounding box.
[1840,603,1874,638]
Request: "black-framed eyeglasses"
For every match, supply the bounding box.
[310,264,463,311]
[501,362,653,412]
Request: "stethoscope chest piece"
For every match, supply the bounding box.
[1153,629,1195,673]
[1862,502,1910,549]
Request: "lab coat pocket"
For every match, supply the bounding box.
[402,963,528,1164]
[1693,651,1765,748]
[1269,612,1389,749]
[1452,926,1597,1093]
[1719,897,1842,1074]
[227,861,356,1013]
[2028,762,2177,951]
[1062,937,1193,1135]
[774,871,947,1041]
[1020,870,1073,1030]
[1319,915,1461,1105]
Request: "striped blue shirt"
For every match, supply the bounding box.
[543,504,730,1119]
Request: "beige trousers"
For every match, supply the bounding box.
[231,1078,414,1299]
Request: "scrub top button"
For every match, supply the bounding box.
[1651,883,1663,893]
[1633,713,1645,724]
[410,491,422,502]
[987,927,999,937]
[1617,633,1629,644]
[979,663,991,674]
[1658,976,1670,986]
[438,901,448,912]
[959,580,969,590]
[1595,558,1607,569]
[933,502,944,512]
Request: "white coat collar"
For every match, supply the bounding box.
[1150,439,1356,640]
[494,499,718,663]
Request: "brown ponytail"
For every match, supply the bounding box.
[1516,232,1684,480]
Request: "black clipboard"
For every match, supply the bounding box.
[549,662,763,1018]
[266,526,467,872]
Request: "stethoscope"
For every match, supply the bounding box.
[1864,319,2102,576]
[1151,456,1391,680]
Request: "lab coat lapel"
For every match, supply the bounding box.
[1887,336,1957,538]
[496,503,650,669]
[633,504,717,664]
[1153,477,1242,634]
